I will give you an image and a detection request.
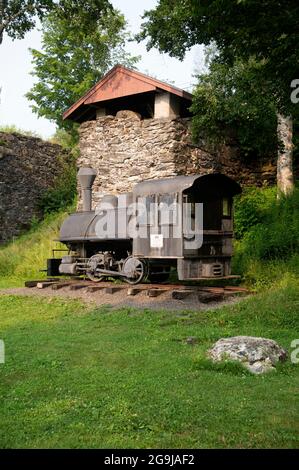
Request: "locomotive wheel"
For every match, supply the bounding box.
[122,256,146,285]
[86,254,105,282]
[86,272,105,283]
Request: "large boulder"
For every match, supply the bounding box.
[208,336,287,374]
[115,110,141,121]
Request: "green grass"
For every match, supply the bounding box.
[232,254,299,291]
[0,125,42,139]
[0,277,298,448]
[0,185,298,447]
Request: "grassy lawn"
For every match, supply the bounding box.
[0,279,298,449]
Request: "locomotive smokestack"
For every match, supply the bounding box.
[78,167,97,211]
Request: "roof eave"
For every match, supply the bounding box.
[63,65,193,122]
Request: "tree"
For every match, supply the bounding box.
[0,0,51,44]
[26,7,139,134]
[0,0,114,45]
[139,0,299,194]
[191,57,278,159]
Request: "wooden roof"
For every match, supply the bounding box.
[63,65,193,121]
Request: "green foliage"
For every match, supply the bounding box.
[26,5,139,131]
[0,124,42,138]
[243,199,298,260]
[191,59,278,158]
[0,207,73,282]
[0,1,53,44]
[139,0,298,195]
[138,0,195,60]
[233,256,299,291]
[37,156,77,215]
[235,186,299,258]
[234,186,277,239]
[233,185,299,288]
[0,279,298,448]
[0,1,116,45]
[49,128,79,156]
[139,0,299,114]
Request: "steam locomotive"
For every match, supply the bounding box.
[47,167,241,284]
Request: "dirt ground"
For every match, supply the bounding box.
[0,284,247,311]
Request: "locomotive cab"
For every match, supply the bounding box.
[133,173,241,280]
[179,174,241,279]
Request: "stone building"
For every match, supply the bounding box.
[63,65,292,208]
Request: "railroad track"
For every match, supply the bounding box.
[24,278,249,303]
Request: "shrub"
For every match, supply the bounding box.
[49,128,79,154]
[236,186,299,259]
[233,184,299,288]
[233,186,276,239]
[0,125,42,139]
[37,155,77,215]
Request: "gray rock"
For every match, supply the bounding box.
[244,358,275,375]
[116,110,141,121]
[208,336,287,374]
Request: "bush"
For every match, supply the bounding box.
[38,156,77,215]
[0,124,42,139]
[49,128,79,153]
[233,184,299,288]
[236,186,299,259]
[234,186,276,239]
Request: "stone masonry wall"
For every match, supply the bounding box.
[0,132,69,243]
[78,112,298,208]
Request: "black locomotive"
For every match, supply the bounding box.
[47,167,241,284]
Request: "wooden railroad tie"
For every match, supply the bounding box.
[86,286,106,293]
[36,281,58,289]
[146,288,167,297]
[25,279,57,288]
[127,288,142,296]
[171,290,194,300]
[104,286,125,294]
[69,284,90,291]
[52,282,73,290]
[197,291,224,303]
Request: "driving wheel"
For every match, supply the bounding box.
[122,256,146,285]
[86,254,105,282]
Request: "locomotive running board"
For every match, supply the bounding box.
[181,275,241,281]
